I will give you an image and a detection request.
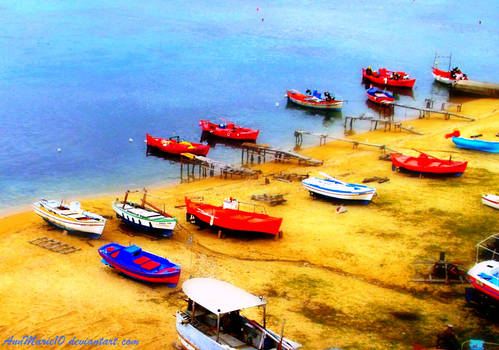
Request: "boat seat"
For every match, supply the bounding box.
[106,247,115,252]
[141,261,161,270]
[133,256,150,265]
[110,251,120,258]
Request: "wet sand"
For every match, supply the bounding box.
[0,98,498,349]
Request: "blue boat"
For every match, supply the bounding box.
[99,243,181,287]
[451,136,499,153]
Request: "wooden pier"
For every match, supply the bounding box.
[343,114,423,135]
[179,153,259,183]
[241,143,323,166]
[294,130,400,153]
[391,99,474,121]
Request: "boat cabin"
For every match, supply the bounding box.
[176,278,301,350]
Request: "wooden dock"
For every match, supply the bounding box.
[179,153,259,182]
[391,101,475,121]
[294,130,400,153]
[343,114,423,135]
[241,143,323,166]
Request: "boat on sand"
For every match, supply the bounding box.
[482,194,499,210]
[445,130,499,153]
[302,172,376,203]
[390,151,467,176]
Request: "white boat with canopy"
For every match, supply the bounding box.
[176,278,301,350]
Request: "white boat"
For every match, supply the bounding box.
[302,172,376,202]
[176,278,302,350]
[482,194,499,210]
[467,260,499,302]
[33,199,106,237]
[112,190,177,238]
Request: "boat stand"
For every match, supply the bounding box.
[412,252,466,284]
[29,236,81,254]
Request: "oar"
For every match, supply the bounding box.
[411,148,440,159]
[319,172,348,185]
[277,319,285,350]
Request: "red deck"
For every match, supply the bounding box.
[146,134,209,156]
[185,197,282,236]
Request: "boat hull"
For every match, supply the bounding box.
[99,243,181,286]
[467,260,499,302]
[366,87,394,104]
[362,68,415,88]
[390,153,467,175]
[432,67,468,85]
[112,202,177,238]
[199,120,259,141]
[302,177,376,202]
[451,137,499,153]
[286,90,343,110]
[146,134,209,156]
[482,194,499,210]
[33,200,105,237]
[185,198,282,236]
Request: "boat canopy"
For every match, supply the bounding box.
[182,278,267,315]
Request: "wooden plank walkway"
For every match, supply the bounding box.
[391,102,475,121]
[29,237,81,254]
[180,153,258,182]
[343,115,423,135]
[241,143,323,166]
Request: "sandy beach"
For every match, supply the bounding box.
[1,98,498,349]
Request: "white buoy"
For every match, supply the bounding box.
[57,148,61,152]
[275,102,279,107]
[129,138,133,143]
[143,139,147,143]
[336,206,347,214]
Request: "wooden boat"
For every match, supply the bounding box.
[432,66,468,85]
[362,67,415,88]
[286,89,343,110]
[390,152,467,176]
[302,172,376,203]
[185,197,283,237]
[112,190,177,238]
[366,86,394,104]
[33,199,106,238]
[146,133,209,156]
[99,243,181,286]
[199,119,259,141]
[468,260,499,302]
[446,132,499,153]
[176,278,302,350]
[482,194,499,210]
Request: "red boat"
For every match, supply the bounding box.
[146,134,209,156]
[199,119,259,141]
[362,67,415,88]
[391,151,467,176]
[366,86,394,104]
[286,89,343,110]
[432,66,468,85]
[185,197,283,237]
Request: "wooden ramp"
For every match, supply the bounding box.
[29,236,81,254]
[180,153,258,182]
[241,143,322,166]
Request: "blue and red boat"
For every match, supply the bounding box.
[366,86,394,105]
[98,243,181,287]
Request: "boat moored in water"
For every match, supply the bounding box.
[112,190,177,238]
[176,278,302,350]
[366,86,394,104]
[286,89,343,110]
[146,134,210,156]
[199,119,259,141]
[390,151,467,176]
[302,172,376,203]
[33,199,106,238]
[362,67,415,88]
[432,66,468,85]
[99,243,181,286]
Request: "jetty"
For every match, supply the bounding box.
[241,143,323,166]
[391,99,475,121]
[294,130,399,153]
[451,79,499,97]
[344,114,423,135]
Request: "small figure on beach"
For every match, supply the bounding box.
[436,325,460,350]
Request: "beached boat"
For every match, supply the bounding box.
[432,66,468,85]
[112,190,177,238]
[176,278,302,350]
[99,243,181,286]
[446,134,499,153]
[199,119,259,141]
[366,86,394,104]
[468,260,499,302]
[185,197,283,237]
[286,89,343,110]
[362,67,415,88]
[302,172,376,203]
[482,194,499,210]
[146,134,210,156]
[33,199,106,238]
[390,152,467,176]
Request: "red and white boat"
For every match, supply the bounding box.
[391,151,467,176]
[432,66,468,85]
[468,260,499,302]
[362,67,415,88]
[185,197,283,237]
[199,119,259,141]
[146,134,209,156]
[482,194,499,210]
[286,89,343,110]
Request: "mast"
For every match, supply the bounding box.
[122,190,130,209]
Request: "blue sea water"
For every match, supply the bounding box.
[0,0,498,210]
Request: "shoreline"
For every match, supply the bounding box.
[1,97,498,349]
